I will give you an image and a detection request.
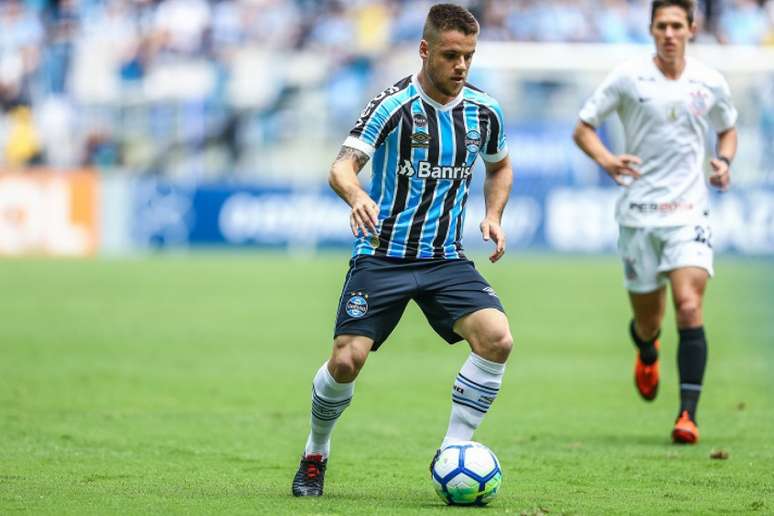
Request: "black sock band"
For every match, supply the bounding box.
[678,326,707,421]
[630,320,660,365]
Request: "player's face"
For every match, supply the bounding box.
[650,6,695,62]
[420,29,477,101]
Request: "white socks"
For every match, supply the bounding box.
[304,362,354,458]
[442,352,505,449]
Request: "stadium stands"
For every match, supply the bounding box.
[1,0,772,181]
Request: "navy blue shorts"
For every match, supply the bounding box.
[334,256,505,350]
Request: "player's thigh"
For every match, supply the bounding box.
[618,226,667,294]
[659,224,714,280]
[453,308,512,361]
[669,267,709,300]
[334,256,412,351]
[413,259,506,346]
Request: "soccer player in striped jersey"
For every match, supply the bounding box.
[292,3,515,496]
[573,0,738,444]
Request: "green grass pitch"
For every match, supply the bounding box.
[1,253,772,514]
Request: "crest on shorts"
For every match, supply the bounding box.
[346,292,369,318]
[624,257,638,280]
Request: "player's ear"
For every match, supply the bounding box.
[419,39,430,60]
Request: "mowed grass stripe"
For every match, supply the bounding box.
[0,254,771,514]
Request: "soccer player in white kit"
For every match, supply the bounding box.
[573,0,738,444]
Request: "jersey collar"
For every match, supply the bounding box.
[650,54,691,82]
[412,73,465,112]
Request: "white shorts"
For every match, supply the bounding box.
[617,224,714,293]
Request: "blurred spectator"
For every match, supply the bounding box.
[597,0,634,43]
[0,0,43,107]
[756,74,774,180]
[4,105,43,167]
[82,128,120,168]
[352,0,392,54]
[0,0,772,178]
[764,0,774,44]
[154,0,211,55]
[478,0,511,41]
[534,0,594,42]
[307,1,356,53]
[717,0,769,44]
[391,0,431,44]
[39,0,79,96]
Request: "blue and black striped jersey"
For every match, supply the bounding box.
[343,74,508,260]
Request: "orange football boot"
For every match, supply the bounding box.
[634,340,660,401]
[672,410,700,444]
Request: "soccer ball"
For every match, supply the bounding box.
[431,441,502,505]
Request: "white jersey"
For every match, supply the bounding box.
[579,55,737,227]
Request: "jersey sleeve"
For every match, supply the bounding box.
[578,67,626,128]
[343,86,401,158]
[480,100,508,163]
[708,75,737,132]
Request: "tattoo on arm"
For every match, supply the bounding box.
[335,146,370,172]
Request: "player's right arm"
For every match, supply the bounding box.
[573,64,641,186]
[572,121,641,186]
[332,81,406,237]
[329,146,378,237]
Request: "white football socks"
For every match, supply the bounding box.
[442,352,505,449]
[304,361,354,458]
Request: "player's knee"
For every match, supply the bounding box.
[328,352,362,382]
[635,319,661,341]
[675,298,702,326]
[493,331,513,359]
[330,336,369,381]
[476,329,513,363]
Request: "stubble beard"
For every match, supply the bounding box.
[428,68,462,98]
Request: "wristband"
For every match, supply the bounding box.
[718,156,731,167]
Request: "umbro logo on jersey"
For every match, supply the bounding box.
[397,159,472,180]
[410,132,431,148]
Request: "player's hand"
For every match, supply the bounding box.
[480,218,506,263]
[603,154,641,186]
[709,158,730,191]
[349,192,379,237]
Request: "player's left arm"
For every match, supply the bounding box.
[481,155,513,263]
[709,127,737,191]
[708,74,738,191]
